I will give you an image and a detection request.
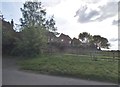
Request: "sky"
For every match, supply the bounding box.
[0,0,119,50]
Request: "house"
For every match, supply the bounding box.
[47,32,72,46]
[58,33,72,46]
[47,32,57,43]
[71,37,81,47]
[1,19,15,32]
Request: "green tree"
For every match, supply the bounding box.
[78,32,110,49]
[20,2,46,28]
[13,26,47,56]
[45,15,57,32]
[12,1,56,56]
[92,35,110,49]
[2,19,16,55]
[19,2,57,32]
[78,32,92,44]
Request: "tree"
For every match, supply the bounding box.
[45,15,57,32]
[2,19,16,54]
[12,1,57,56]
[19,2,57,32]
[100,37,110,49]
[13,26,47,56]
[20,2,46,28]
[78,32,110,49]
[92,35,110,49]
[78,32,92,44]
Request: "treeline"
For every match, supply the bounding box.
[78,32,110,49]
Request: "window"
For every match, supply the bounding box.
[69,41,71,44]
[61,39,64,42]
[51,38,53,41]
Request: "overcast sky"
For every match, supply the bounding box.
[0,0,119,50]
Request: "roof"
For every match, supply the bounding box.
[46,31,56,38]
[59,33,71,40]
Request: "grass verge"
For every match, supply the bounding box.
[18,54,119,83]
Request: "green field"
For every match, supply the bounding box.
[19,54,119,83]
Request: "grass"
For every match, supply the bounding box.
[18,54,119,83]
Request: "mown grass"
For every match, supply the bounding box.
[18,54,119,83]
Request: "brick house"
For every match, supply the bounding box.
[58,33,72,46]
[47,32,57,43]
[71,37,81,47]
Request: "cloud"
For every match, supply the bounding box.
[75,6,99,23]
[75,1,118,23]
[41,0,64,7]
[55,17,68,25]
[96,2,118,21]
[86,0,100,4]
[110,38,120,42]
[112,19,120,25]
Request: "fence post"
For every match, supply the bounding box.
[91,50,97,61]
[113,51,115,61]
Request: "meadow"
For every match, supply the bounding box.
[19,53,119,83]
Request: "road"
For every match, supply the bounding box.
[2,57,117,85]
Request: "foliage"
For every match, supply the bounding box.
[19,1,57,32]
[78,32,110,49]
[20,2,46,28]
[12,1,57,56]
[45,15,57,32]
[2,20,16,54]
[92,35,110,49]
[12,26,47,56]
[78,32,92,44]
